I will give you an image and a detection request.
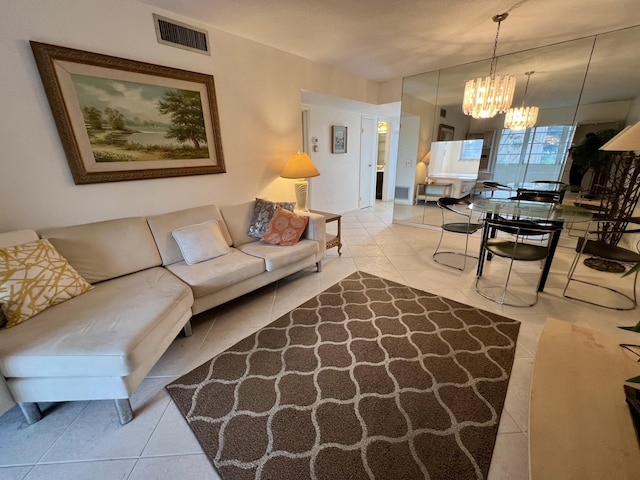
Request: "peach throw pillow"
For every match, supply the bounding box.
[262,206,309,246]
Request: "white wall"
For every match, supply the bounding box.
[303,105,363,213]
[395,114,420,204]
[0,0,382,231]
[301,91,400,213]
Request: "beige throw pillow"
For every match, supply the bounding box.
[0,239,93,328]
[172,220,232,265]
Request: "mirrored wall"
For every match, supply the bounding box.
[393,25,640,226]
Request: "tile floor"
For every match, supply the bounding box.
[2,200,639,480]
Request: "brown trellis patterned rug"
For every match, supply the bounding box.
[167,271,520,480]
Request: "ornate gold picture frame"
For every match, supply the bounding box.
[30,41,225,184]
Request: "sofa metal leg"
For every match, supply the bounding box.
[182,320,193,337]
[114,398,133,425]
[18,402,42,425]
[316,260,322,272]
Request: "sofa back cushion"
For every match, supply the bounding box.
[39,217,161,284]
[146,205,233,266]
[0,229,39,248]
[220,202,257,247]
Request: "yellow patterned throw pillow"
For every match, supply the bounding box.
[0,239,93,328]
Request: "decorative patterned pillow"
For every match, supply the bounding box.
[0,239,93,328]
[262,206,309,246]
[247,198,295,240]
[172,220,232,265]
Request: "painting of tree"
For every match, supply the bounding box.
[30,41,225,183]
[157,90,207,149]
[71,74,209,163]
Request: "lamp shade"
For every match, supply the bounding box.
[280,151,320,179]
[599,122,640,151]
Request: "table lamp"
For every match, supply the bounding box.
[280,151,320,211]
[599,121,640,331]
[599,121,640,153]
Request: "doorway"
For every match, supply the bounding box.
[359,115,377,209]
[376,122,390,200]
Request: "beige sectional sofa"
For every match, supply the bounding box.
[0,201,326,425]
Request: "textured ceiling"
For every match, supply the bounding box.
[141,0,640,82]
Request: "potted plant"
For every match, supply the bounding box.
[568,128,618,192]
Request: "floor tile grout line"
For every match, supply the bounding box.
[138,397,173,460]
[34,400,92,467]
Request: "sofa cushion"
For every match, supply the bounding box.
[147,205,233,266]
[0,230,39,249]
[262,206,309,246]
[0,267,192,378]
[166,248,265,298]
[237,239,319,271]
[247,198,295,240]
[172,220,231,265]
[39,217,162,284]
[0,239,93,328]
[220,202,258,247]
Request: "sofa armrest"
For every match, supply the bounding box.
[300,212,326,260]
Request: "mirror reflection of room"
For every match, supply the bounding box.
[428,140,482,193]
[393,24,640,228]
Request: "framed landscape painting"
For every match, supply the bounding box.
[30,41,225,184]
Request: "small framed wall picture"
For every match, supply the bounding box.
[332,125,347,153]
[437,124,455,141]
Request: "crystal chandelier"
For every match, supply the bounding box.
[504,71,539,130]
[462,13,516,119]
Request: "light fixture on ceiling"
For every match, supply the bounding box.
[504,71,539,130]
[462,13,516,119]
[280,151,320,212]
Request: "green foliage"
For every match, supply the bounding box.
[157,89,207,149]
[93,150,136,162]
[104,107,125,130]
[571,128,618,176]
[83,107,103,130]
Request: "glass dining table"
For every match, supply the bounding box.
[470,197,594,292]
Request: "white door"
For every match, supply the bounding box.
[359,115,377,209]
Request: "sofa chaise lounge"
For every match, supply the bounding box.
[0,201,326,425]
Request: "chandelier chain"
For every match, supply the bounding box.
[489,15,505,78]
[522,72,532,106]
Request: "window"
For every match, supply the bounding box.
[460,139,484,160]
[493,125,575,185]
[497,126,575,166]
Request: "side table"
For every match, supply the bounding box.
[310,210,342,255]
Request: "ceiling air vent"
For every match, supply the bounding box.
[153,14,210,55]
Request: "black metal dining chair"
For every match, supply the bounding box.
[476,217,563,306]
[519,180,568,202]
[512,191,563,204]
[478,181,512,198]
[563,217,640,310]
[433,197,484,271]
